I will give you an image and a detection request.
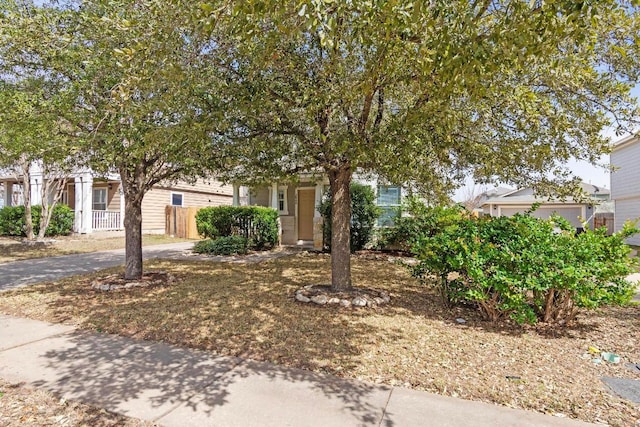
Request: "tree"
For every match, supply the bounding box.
[201,1,640,291]
[1,1,230,278]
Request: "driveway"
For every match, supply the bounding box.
[0,242,194,291]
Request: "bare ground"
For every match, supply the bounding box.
[0,252,638,426]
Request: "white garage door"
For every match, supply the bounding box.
[500,207,584,228]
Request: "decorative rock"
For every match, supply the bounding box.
[296,293,311,303]
[311,295,329,305]
[352,296,367,307]
[455,318,466,324]
[328,298,340,304]
[373,297,384,305]
[340,299,351,307]
[380,292,391,303]
[99,284,111,291]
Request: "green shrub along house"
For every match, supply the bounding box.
[231,172,405,249]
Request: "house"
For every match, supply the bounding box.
[0,164,233,234]
[611,134,640,245]
[235,173,404,248]
[481,182,610,230]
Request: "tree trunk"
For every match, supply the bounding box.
[123,193,143,280]
[18,157,34,240]
[328,164,352,291]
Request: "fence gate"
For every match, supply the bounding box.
[165,206,202,239]
[593,213,614,235]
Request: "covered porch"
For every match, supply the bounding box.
[0,170,124,234]
[232,180,326,248]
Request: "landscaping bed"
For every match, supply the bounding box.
[0,252,637,426]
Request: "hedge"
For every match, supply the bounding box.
[0,204,74,237]
[193,236,249,255]
[195,206,279,250]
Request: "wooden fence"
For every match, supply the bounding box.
[165,206,203,239]
[594,213,614,235]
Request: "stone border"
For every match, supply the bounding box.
[294,284,391,308]
[91,271,175,291]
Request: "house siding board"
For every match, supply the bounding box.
[614,198,640,245]
[143,187,232,233]
[250,188,270,207]
[611,142,640,200]
[161,179,232,196]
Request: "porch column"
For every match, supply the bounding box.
[314,183,323,218]
[119,185,125,230]
[29,162,43,206]
[74,173,93,234]
[270,182,279,210]
[232,183,240,207]
[2,182,10,207]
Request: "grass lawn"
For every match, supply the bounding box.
[0,234,193,263]
[0,252,638,426]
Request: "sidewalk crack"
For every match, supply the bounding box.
[378,387,394,427]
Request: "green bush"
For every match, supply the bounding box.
[0,204,74,237]
[319,182,380,252]
[410,210,638,325]
[195,206,278,250]
[193,236,249,255]
[375,199,466,252]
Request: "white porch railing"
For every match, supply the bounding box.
[92,210,122,231]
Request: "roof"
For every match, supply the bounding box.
[482,182,606,207]
[612,133,638,151]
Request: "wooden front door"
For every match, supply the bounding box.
[298,189,315,241]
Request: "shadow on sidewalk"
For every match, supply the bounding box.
[33,331,391,426]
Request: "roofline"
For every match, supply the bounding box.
[612,133,638,151]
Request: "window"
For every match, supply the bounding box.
[93,188,107,211]
[278,186,288,214]
[377,185,401,226]
[171,193,183,206]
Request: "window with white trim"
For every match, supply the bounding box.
[278,186,288,214]
[377,185,401,226]
[92,188,107,211]
[171,192,183,206]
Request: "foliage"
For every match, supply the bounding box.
[201,0,640,290]
[193,236,248,256]
[0,204,74,237]
[411,211,638,325]
[375,199,466,252]
[319,183,380,252]
[196,206,279,250]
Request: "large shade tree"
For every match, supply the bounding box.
[1,1,230,278]
[202,0,640,291]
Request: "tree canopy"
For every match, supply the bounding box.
[197,0,640,290]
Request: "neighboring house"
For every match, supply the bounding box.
[611,134,640,245]
[236,173,404,248]
[482,182,609,230]
[0,165,233,234]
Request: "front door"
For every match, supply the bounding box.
[298,189,315,241]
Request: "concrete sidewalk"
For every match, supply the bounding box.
[0,315,594,427]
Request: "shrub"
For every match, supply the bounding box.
[375,199,466,252]
[193,236,249,255]
[410,211,638,325]
[319,182,380,252]
[0,204,74,237]
[195,206,278,250]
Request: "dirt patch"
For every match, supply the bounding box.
[0,378,153,426]
[0,253,638,426]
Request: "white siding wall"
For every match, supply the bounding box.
[499,206,584,228]
[611,142,640,201]
[614,198,640,246]
[611,140,640,241]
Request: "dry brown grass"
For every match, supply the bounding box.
[0,235,193,263]
[0,252,638,426]
[0,378,153,427]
